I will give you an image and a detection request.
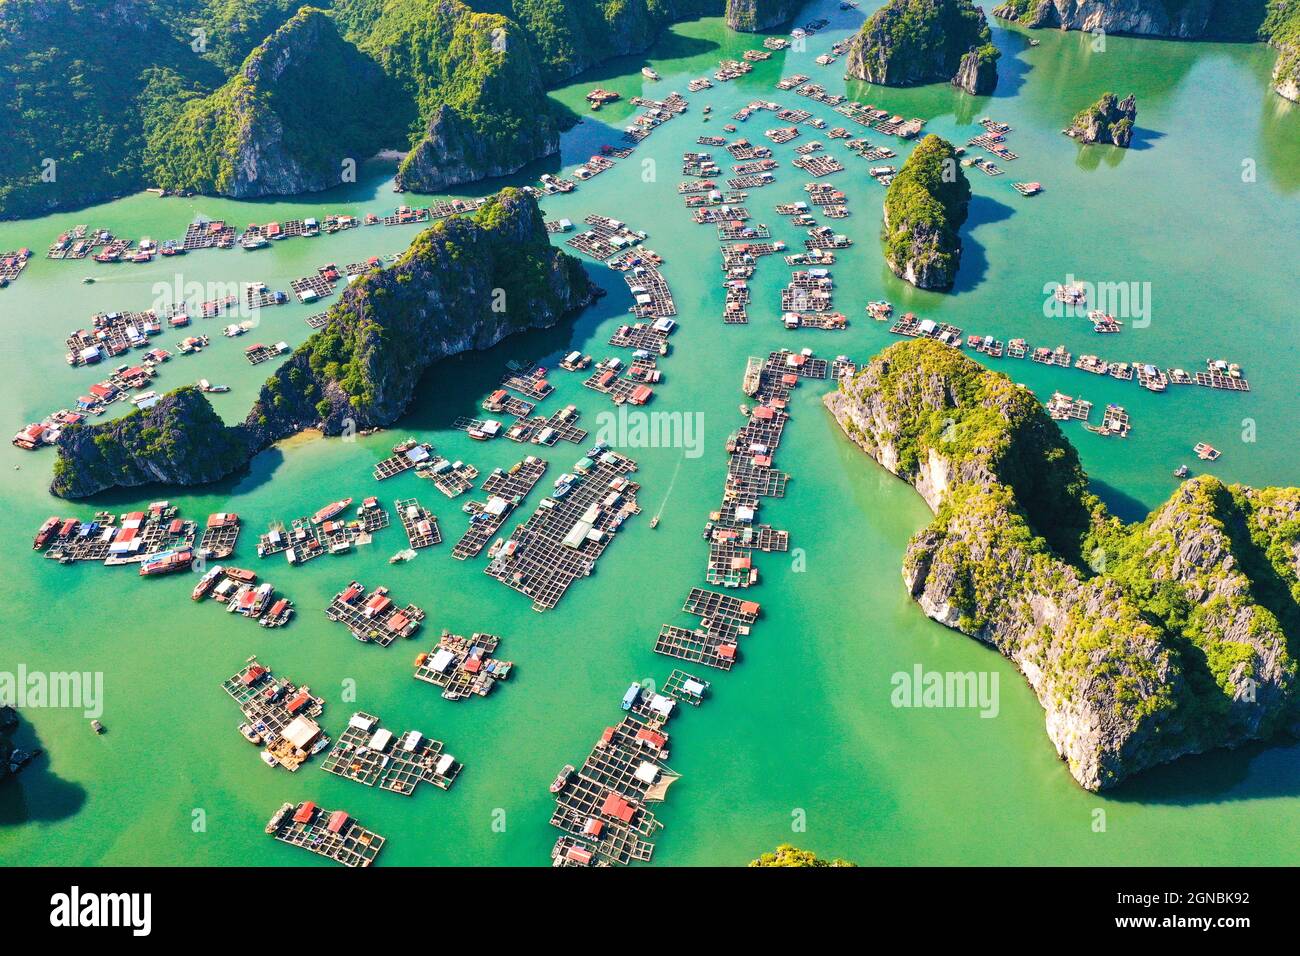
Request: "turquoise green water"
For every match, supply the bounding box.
[1,2,1299,866]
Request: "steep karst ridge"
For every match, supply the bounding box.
[845,0,1001,94]
[825,339,1300,791]
[50,190,599,498]
[0,0,726,217]
[142,7,404,198]
[332,0,558,193]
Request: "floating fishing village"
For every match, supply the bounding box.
[4,0,1298,877]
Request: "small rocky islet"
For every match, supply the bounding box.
[1066,92,1138,147]
[879,134,971,291]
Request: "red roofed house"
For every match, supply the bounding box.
[600,792,636,823]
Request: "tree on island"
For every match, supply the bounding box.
[749,845,858,867]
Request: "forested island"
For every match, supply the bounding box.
[50,190,598,497]
[845,0,1000,94]
[826,340,1300,791]
[880,135,971,291]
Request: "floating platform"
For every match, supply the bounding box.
[484,446,640,611]
[395,498,441,548]
[325,581,426,647]
[266,801,384,867]
[661,669,711,706]
[222,658,325,771]
[504,404,589,446]
[320,711,460,793]
[451,457,549,560]
[414,632,513,701]
[416,457,479,497]
[373,439,434,480]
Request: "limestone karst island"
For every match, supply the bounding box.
[1,0,1296,913]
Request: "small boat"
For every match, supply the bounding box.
[1174,464,1189,478]
[642,67,660,81]
[310,735,331,755]
[90,719,105,735]
[1028,38,1041,46]
[266,803,292,833]
[192,565,225,600]
[238,723,263,745]
[650,515,660,529]
[33,516,60,550]
[550,764,575,793]
[241,234,269,250]
[312,498,353,524]
[81,276,95,284]
[621,681,642,710]
[389,548,417,564]
[260,751,279,768]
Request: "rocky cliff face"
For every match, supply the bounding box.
[1067,92,1137,146]
[845,0,999,90]
[825,339,1300,790]
[396,103,558,192]
[725,0,799,32]
[50,386,250,499]
[993,0,1218,36]
[50,190,599,498]
[993,0,1299,101]
[952,47,1000,93]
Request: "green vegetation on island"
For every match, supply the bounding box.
[845,0,999,94]
[825,339,1300,791]
[50,386,250,499]
[333,0,558,192]
[1066,92,1138,147]
[50,190,598,498]
[141,7,405,197]
[0,0,722,217]
[880,134,971,291]
[749,845,858,867]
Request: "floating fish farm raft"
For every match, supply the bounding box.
[414,632,513,701]
[320,711,460,794]
[395,498,441,549]
[222,657,326,772]
[484,445,641,612]
[325,581,425,647]
[451,457,549,560]
[265,801,384,867]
